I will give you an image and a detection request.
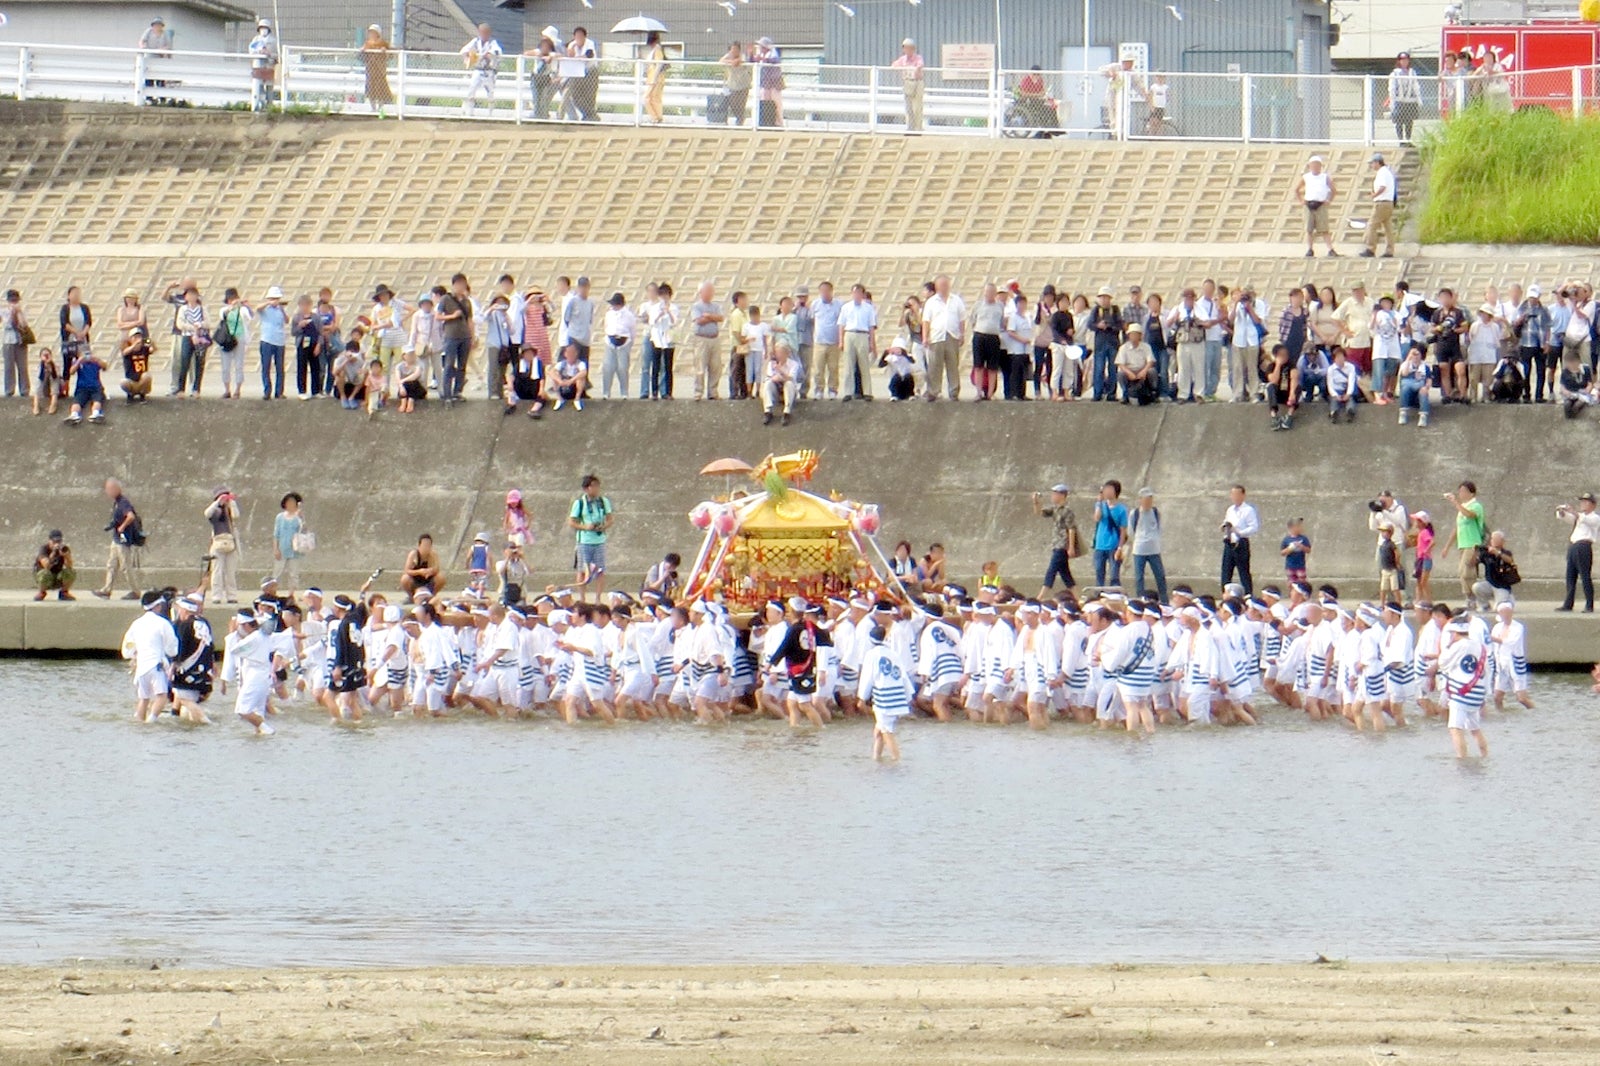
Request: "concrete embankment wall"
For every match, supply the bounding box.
[1,400,1594,597]
[5,401,1600,660]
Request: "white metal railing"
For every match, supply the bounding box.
[0,41,1594,145]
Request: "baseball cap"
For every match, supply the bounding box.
[1050,483,1070,494]
[1582,492,1597,503]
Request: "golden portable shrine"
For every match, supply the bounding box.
[681,451,909,614]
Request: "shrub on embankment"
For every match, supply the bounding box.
[1420,106,1600,246]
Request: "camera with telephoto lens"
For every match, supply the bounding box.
[1368,500,1386,513]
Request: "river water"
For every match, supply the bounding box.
[2,662,1597,968]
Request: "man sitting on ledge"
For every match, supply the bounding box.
[34,529,76,601]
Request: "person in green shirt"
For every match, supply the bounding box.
[1440,479,1487,609]
[568,473,614,601]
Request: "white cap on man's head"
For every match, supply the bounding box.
[1309,154,1324,164]
[902,37,915,47]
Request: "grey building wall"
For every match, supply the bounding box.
[264,0,494,51]
[822,0,1329,77]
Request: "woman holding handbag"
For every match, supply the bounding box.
[59,286,92,364]
[274,492,310,593]
[3,289,33,398]
[205,487,242,604]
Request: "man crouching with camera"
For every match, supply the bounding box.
[33,529,75,601]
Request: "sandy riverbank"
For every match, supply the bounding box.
[2,962,1598,1064]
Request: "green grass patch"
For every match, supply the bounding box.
[1419,105,1600,246]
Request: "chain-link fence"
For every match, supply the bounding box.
[5,40,1598,143]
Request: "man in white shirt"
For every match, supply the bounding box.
[121,592,178,722]
[761,340,802,426]
[921,274,965,401]
[1294,155,1338,259]
[1367,488,1408,572]
[839,283,878,401]
[1557,492,1600,612]
[921,272,966,400]
[460,24,503,114]
[1361,153,1398,259]
[1221,484,1261,595]
[1565,282,1595,369]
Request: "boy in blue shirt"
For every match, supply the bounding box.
[65,346,106,426]
[1280,518,1311,584]
[465,532,491,600]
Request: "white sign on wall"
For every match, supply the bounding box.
[941,43,996,80]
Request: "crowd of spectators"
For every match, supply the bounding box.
[1,272,1594,429]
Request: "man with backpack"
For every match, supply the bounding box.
[1128,487,1167,602]
[92,477,146,601]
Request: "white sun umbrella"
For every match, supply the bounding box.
[612,15,669,33]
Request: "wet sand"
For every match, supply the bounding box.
[3,962,1598,1064]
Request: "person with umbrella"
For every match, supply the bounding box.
[643,30,668,123]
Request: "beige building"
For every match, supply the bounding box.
[1330,0,1443,64]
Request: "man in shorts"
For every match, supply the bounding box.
[1294,155,1339,258]
[1429,289,1469,403]
[120,590,177,722]
[1438,614,1490,758]
[568,473,614,601]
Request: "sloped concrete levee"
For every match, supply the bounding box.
[1,401,1598,661]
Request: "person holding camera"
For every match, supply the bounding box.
[33,529,75,601]
[1367,488,1408,571]
[1556,492,1600,612]
[205,487,241,605]
[568,473,614,601]
[92,477,145,601]
[1472,530,1520,610]
[1220,484,1260,594]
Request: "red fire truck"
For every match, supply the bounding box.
[1442,4,1600,111]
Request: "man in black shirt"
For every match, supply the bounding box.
[328,594,368,722]
[1429,288,1469,403]
[93,477,145,600]
[768,598,830,728]
[170,593,216,723]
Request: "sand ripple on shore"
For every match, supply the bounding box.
[3,963,1598,1064]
